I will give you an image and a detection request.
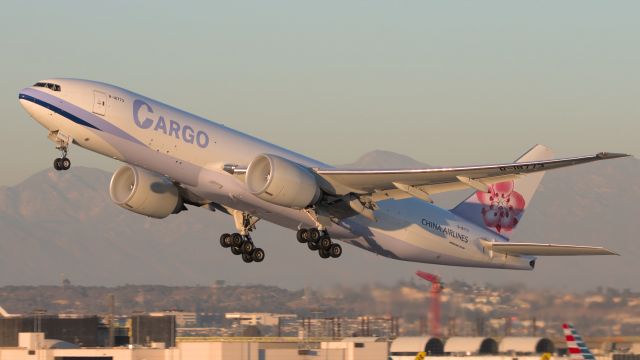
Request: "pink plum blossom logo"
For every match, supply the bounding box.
[476,181,525,233]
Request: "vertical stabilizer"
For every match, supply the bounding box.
[451,145,554,239]
[563,323,595,360]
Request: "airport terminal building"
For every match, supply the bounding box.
[0,312,638,360]
[1,331,639,360]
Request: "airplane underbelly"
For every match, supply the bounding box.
[343,199,533,269]
[189,167,358,239]
[343,210,468,263]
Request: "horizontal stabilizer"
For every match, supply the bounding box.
[481,241,618,256]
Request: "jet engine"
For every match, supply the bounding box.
[109,165,183,218]
[245,154,321,209]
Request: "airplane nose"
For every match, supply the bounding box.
[18,88,33,111]
[18,87,54,128]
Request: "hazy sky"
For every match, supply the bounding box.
[0,1,638,185]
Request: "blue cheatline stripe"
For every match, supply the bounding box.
[19,93,100,131]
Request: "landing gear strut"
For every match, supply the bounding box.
[297,208,342,259]
[50,131,72,171]
[296,227,342,259]
[219,211,265,263]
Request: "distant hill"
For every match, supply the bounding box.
[339,150,430,169]
[0,152,637,290]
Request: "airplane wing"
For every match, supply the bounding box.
[481,241,618,256]
[314,151,629,197]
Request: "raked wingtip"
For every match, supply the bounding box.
[596,152,630,159]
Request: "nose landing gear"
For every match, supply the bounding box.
[53,156,71,171]
[49,131,72,171]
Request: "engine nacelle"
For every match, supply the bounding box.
[245,154,321,209]
[109,165,183,219]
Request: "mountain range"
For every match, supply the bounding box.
[0,150,637,290]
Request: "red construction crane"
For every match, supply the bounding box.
[416,270,443,337]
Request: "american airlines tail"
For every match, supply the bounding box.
[451,144,554,238]
[563,323,595,360]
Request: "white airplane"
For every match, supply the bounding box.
[18,79,627,267]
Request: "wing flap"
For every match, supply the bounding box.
[482,241,618,256]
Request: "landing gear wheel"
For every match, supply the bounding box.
[231,233,243,247]
[309,228,321,242]
[60,157,71,170]
[53,158,62,171]
[307,241,319,251]
[252,248,265,262]
[231,246,242,255]
[241,240,255,254]
[296,229,309,243]
[318,248,330,259]
[225,211,264,262]
[220,233,232,248]
[319,235,332,250]
[329,243,342,258]
[242,253,254,263]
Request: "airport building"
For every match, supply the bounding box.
[0,332,389,360]
[0,315,101,347]
[1,331,639,360]
[1,312,640,360]
[148,310,197,327]
[224,312,297,326]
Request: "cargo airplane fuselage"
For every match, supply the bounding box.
[18,79,624,267]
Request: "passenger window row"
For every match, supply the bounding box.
[34,82,61,91]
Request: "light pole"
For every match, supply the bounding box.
[32,308,46,333]
[170,314,175,348]
[132,310,145,346]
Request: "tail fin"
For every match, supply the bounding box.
[451,144,553,239]
[563,323,595,360]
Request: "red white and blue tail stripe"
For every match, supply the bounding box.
[563,323,594,360]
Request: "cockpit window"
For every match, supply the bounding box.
[33,82,61,91]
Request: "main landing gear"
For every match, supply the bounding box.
[219,233,265,263]
[219,211,265,263]
[296,228,342,259]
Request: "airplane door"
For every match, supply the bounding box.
[93,90,107,115]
